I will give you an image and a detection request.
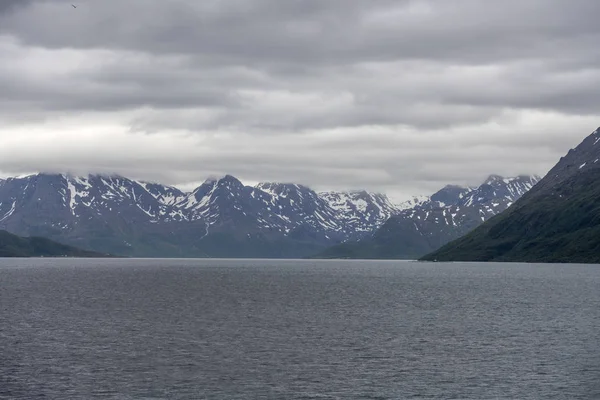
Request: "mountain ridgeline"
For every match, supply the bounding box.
[314,175,540,259]
[0,174,402,258]
[0,171,540,258]
[422,127,600,263]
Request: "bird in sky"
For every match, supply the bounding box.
[71,4,77,8]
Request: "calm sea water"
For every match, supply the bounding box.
[0,259,599,399]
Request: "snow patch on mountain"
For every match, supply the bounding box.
[0,201,16,222]
[396,174,542,235]
[396,195,429,210]
[319,190,401,233]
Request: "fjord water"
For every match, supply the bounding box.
[1,259,598,399]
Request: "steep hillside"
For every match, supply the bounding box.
[421,127,600,263]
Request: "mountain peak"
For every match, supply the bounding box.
[430,184,469,205]
[516,174,541,181]
[580,126,600,150]
[201,174,242,186]
[256,182,300,189]
[535,126,600,189]
[9,173,40,180]
[346,189,372,200]
[217,174,243,187]
[221,174,238,181]
[484,174,503,184]
[255,182,313,199]
[203,177,218,185]
[482,174,540,187]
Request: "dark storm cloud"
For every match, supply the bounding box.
[4,0,600,65]
[1,0,600,126]
[0,0,32,14]
[0,0,598,198]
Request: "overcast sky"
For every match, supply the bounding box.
[1,0,599,199]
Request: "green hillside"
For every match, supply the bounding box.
[0,230,113,258]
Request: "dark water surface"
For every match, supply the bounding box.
[0,259,599,399]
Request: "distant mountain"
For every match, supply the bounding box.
[421,127,600,263]
[0,174,402,258]
[396,195,429,210]
[314,175,540,259]
[318,190,401,235]
[0,230,110,258]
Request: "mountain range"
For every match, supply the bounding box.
[0,174,402,258]
[0,171,539,258]
[314,175,540,259]
[421,127,600,263]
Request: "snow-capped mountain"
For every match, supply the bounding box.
[0,173,209,256]
[140,181,188,207]
[404,174,541,227]
[316,174,541,259]
[423,126,600,263]
[0,171,540,258]
[0,173,405,257]
[171,177,349,241]
[396,195,429,211]
[318,190,400,234]
[0,173,187,226]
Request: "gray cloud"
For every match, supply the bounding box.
[0,0,598,199]
[0,0,32,14]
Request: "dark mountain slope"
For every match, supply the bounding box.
[421,127,600,263]
[0,230,111,257]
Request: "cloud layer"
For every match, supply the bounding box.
[1,0,599,198]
